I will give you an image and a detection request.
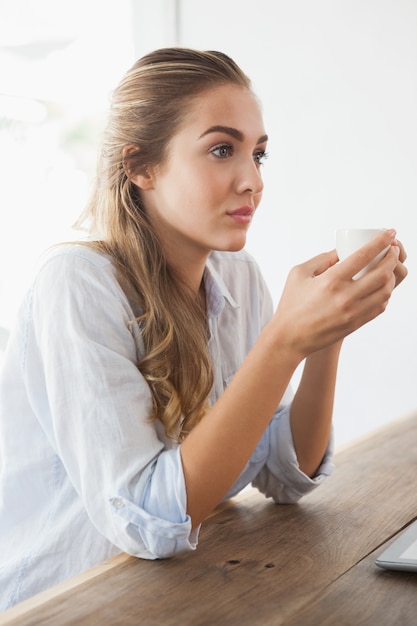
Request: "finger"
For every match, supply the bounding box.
[337,229,396,279]
[393,239,407,263]
[393,257,408,288]
[390,239,408,287]
[377,245,407,289]
[299,250,339,278]
[357,245,398,289]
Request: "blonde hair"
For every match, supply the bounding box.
[76,48,252,441]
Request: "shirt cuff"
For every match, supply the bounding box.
[109,448,199,559]
[253,404,335,503]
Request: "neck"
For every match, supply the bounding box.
[164,244,209,296]
[167,253,207,312]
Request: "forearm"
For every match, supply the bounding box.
[290,341,342,477]
[180,324,301,528]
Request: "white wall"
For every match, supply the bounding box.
[175,0,417,447]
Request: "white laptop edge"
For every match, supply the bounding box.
[375,518,417,572]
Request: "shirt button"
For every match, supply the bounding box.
[113,498,124,509]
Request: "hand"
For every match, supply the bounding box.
[271,229,406,360]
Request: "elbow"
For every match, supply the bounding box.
[122,522,197,560]
[108,495,198,559]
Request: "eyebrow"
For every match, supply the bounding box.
[199,125,268,145]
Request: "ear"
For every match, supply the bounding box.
[122,145,155,190]
[130,170,154,191]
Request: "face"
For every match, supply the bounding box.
[134,83,267,269]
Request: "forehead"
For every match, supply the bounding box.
[180,84,265,138]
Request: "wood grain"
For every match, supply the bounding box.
[1,412,416,625]
[285,539,417,626]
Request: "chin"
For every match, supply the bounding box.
[228,242,246,252]
[214,236,247,253]
[230,233,248,251]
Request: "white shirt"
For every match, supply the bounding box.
[0,245,334,609]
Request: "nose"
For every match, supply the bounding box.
[236,158,264,197]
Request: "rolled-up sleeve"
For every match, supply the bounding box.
[251,404,334,503]
[109,448,199,559]
[224,402,334,504]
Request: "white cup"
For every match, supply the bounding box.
[335,228,389,279]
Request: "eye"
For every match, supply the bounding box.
[253,150,268,166]
[211,143,234,159]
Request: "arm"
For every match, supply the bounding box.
[29,249,198,559]
[180,326,300,527]
[181,229,406,528]
[290,341,342,478]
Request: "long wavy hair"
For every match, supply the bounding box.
[75,47,252,441]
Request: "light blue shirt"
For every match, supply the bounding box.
[0,245,334,609]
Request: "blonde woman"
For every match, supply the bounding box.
[0,48,407,608]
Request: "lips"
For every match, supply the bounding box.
[226,206,254,225]
[226,205,254,218]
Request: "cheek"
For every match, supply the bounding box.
[199,172,231,203]
[184,176,218,207]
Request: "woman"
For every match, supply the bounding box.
[0,47,407,609]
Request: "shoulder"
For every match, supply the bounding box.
[39,243,114,273]
[31,244,126,305]
[34,244,118,286]
[25,244,138,338]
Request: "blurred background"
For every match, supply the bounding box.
[1,0,416,449]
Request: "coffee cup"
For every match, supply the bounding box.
[335,228,389,279]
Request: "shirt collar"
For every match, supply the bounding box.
[204,256,239,318]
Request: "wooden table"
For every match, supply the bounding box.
[2,412,417,625]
